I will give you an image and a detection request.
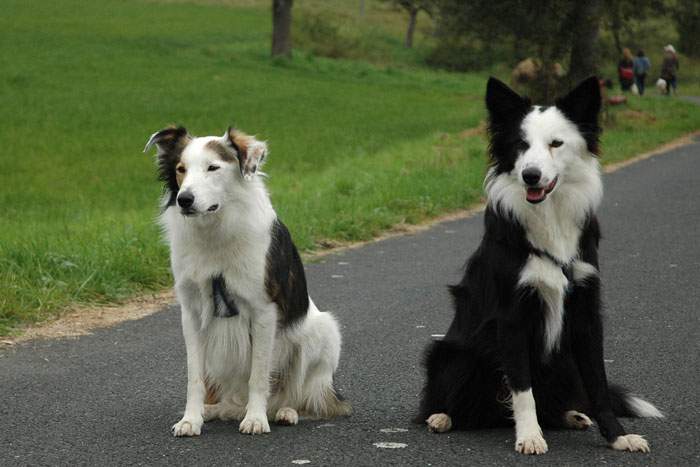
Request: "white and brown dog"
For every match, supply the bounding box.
[144,127,351,436]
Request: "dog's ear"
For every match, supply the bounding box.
[555,77,601,128]
[143,126,190,154]
[485,77,531,125]
[555,77,602,154]
[224,127,267,181]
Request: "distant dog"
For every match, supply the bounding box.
[417,77,662,454]
[656,78,668,94]
[144,127,350,436]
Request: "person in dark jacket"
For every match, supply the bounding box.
[660,45,679,95]
[633,50,651,95]
[618,48,635,91]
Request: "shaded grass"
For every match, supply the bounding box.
[0,0,698,335]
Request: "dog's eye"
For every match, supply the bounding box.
[176,165,186,174]
[207,165,220,172]
[550,140,563,148]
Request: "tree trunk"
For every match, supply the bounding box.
[568,0,602,85]
[405,7,418,48]
[271,0,293,57]
[610,5,623,55]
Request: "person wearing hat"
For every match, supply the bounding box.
[660,45,679,95]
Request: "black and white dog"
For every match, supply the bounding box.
[417,77,662,454]
[144,127,350,437]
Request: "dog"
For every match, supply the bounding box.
[656,78,668,94]
[144,126,351,437]
[416,77,663,454]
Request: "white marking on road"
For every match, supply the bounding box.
[416,325,426,329]
[373,442,407,449]
[338,261,349,265]
[604,359,614,363]
[431,334,445,338]
[292,460,311,465]
[316,423,335,428]
[380,428,408,433]
[331,275,344,279]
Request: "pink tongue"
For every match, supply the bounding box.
[527,188,545,202]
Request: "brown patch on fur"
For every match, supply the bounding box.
[226,127,257,174]
[205,139,237,162]
[204,380,220,405]
[226,128,253,156]
[175,162,186,187]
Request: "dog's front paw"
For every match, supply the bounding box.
[274,407,299,426]
[172,416,203,437]
[515,433,548,455]
[610,434,650,453]
[426,413,452,433]
[239,412,270,435]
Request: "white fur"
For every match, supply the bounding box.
[518,255,568,354]
[572,260,598,282]
[487,107,603,354]
[564,410,593,429]
[512,389,548,455]
[611,434,650,453]
[626,396,664,418]
[426,413,452,433]
[159,134,344,436]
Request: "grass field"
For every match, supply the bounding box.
[1,0,699,335]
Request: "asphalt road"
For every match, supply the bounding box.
[2,140,699,466]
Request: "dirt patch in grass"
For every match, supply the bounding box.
[0,291,173,347]
[618,109,657,123]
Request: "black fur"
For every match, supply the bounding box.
[485,78,532,175]
[417,78,646,446]
[150,126,191,207]
[555,77,602,155]
[212,274,240,318]
[265,219,309,327]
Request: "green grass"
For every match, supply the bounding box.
[1,0,699,335]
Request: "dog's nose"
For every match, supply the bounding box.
[522,167,542,186]
[177,191,195,209]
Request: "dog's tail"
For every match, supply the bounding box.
[609,384,664,418]
[302,381,352,419]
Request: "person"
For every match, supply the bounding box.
[633,50,650,96]
[618,48,635,91]
[660,44,679,95]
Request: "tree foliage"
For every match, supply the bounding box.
[673,0,700,57]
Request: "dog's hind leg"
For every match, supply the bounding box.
[298,308,351,419]
[418,339,508,433]
[203,400,246,422]
[563,410,593,430]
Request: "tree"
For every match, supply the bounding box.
[431,0,606,102]
[673,0,700,57]
[387,0,435,48]
[272,0,294,57]
[567,0,603,87]
[602,0,665,56]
